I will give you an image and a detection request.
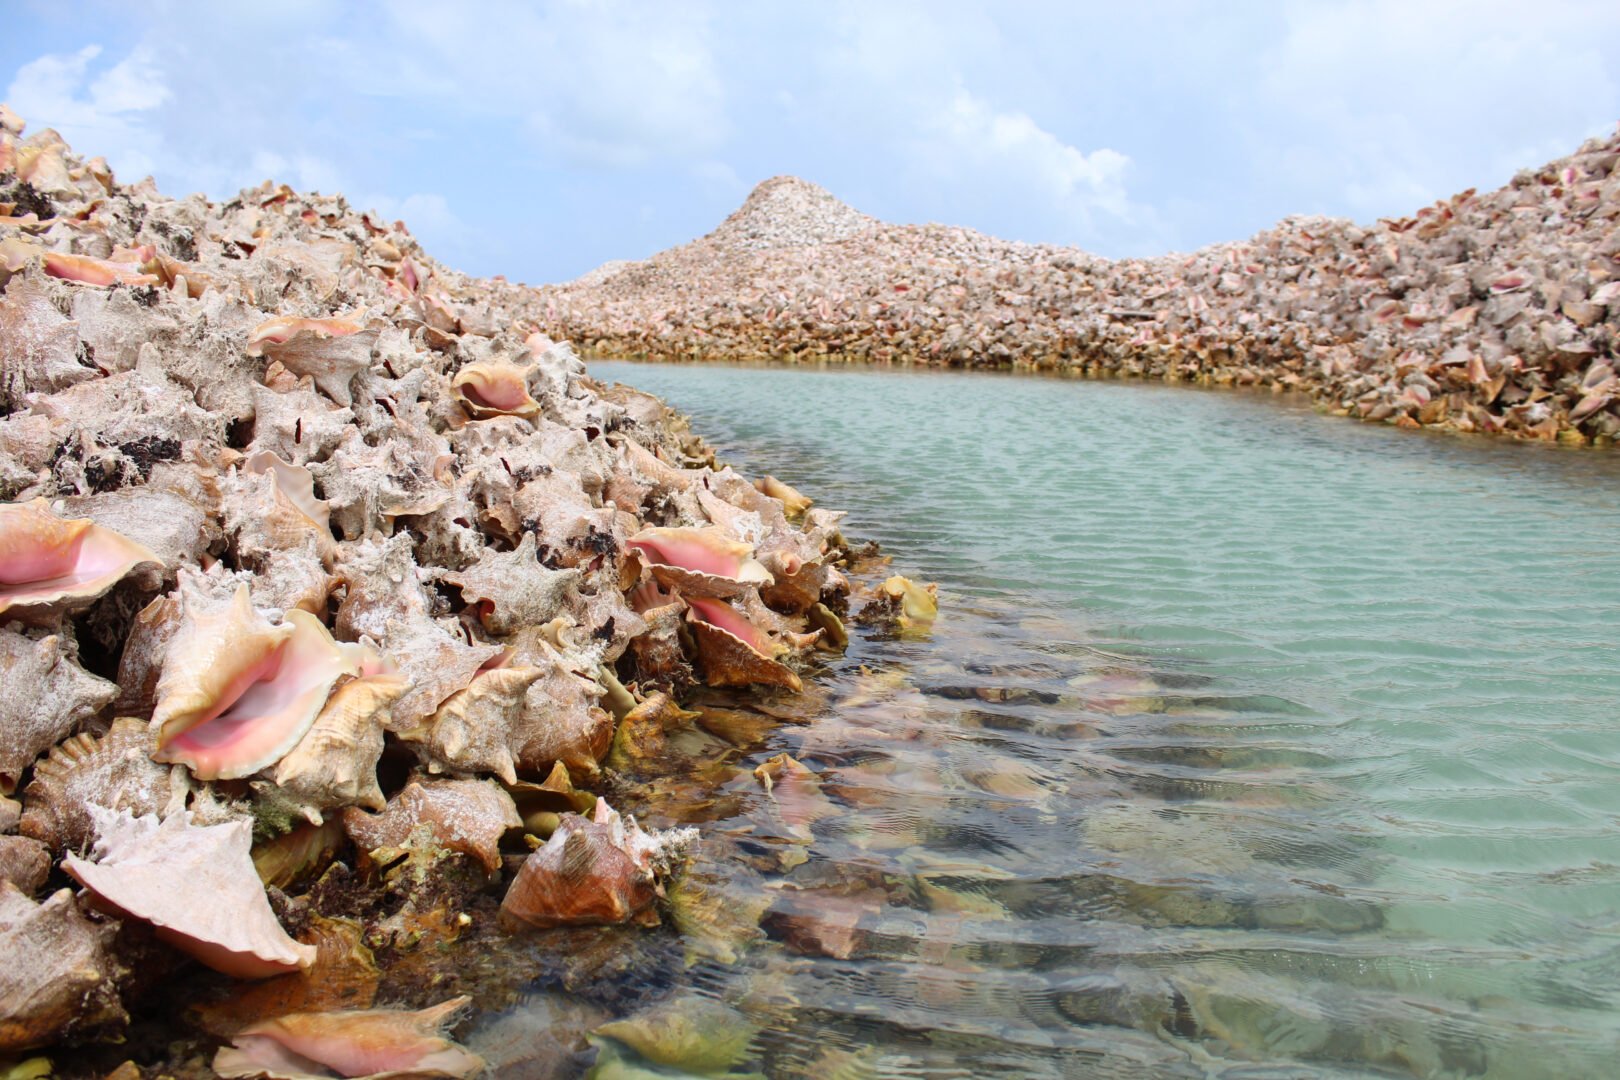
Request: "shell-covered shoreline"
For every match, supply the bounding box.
[539,128,1620,444]
[0,107,889,1076]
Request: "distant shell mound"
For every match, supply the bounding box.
[705,176,878,252]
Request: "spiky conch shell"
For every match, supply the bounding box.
[261,673,410,826]
[685,598,802,692]
[212,997,485,1080]
[0,498,162,624]
[342,779,519,878]
[150,587,360,780]
[0,882,126,1053]
[400,665,545,785]
[63,809,316,980]
[499,802,696,932]
[0,628,118,795]
[498,814,661,931]
[450,360,541,420]
[626,525,773,599]
[19,716,186,853]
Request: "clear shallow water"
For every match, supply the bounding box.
[574,361,1620,1078]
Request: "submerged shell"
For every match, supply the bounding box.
[686,599,802,693]
[627,525,772,599]
[0,883,125,1053]
[151,587,360,780]
[263,673,409,825]
[878,575,938,630]
[0,628,118,793]
[213,997,484,1080]
[0,499,162,623]
[63,808,317,979]
[342,779,519,877]
[499,802,696,931]
[451,361,541,420]
[19,717,184,853]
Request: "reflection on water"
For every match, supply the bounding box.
[484,362,1620,1078]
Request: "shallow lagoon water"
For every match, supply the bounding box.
[572,361,1620,1078]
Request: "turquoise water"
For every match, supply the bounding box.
[576,361,1620,1078]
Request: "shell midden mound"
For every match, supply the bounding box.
[540,132,1620,444]
[0,107,897,1074]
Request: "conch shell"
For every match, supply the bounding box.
[450,361,541,420]
[213,997,484,1079]
[0,883,126,1053]
[685,597,802,692]
[498,801,696,931]
[64,809,317,979]
[246,315,376,407]
[150,587,360,780]
[19,717,185,853]
[262,673,409,825]
[342,778,519,877]
[441,532,579,635]
[0,499,162,622]
[754,474,812,518]
[0,628,118,794]
[402,665,545,784]
[627,526,772,599]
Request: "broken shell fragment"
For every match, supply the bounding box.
[213,997,485,1080]
[0,499,162,623]
[151,588,361,780]
[64,809,316,979]
[0,883,126,1053]
[450,361,541,420]
[628,525,773,599]
[686,598,802,692]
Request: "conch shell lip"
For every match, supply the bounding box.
[685,598,802,693]
[151,591,360,780]
[450,361,541,420]
[0,498,163,621]
[244,314,366,357]
[627,526,772,598]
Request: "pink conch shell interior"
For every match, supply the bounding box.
[245,314,365,357]
[153,591,359,780]
[244,451,333,533]
[627,526,768,581]
[451,362,540,419]
[0,499,161,618]
[686,596,772,655]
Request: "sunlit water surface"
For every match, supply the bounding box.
[530,361,1620,1078]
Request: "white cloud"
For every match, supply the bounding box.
[5,43,169,178]
[927,89,1134,224]
[1257,0,1620,217]
[382,0,727,168]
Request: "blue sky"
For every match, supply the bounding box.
[5,1,1619,284]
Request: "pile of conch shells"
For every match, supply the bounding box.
[540,129,1620,443]
[0,104,850,1064]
